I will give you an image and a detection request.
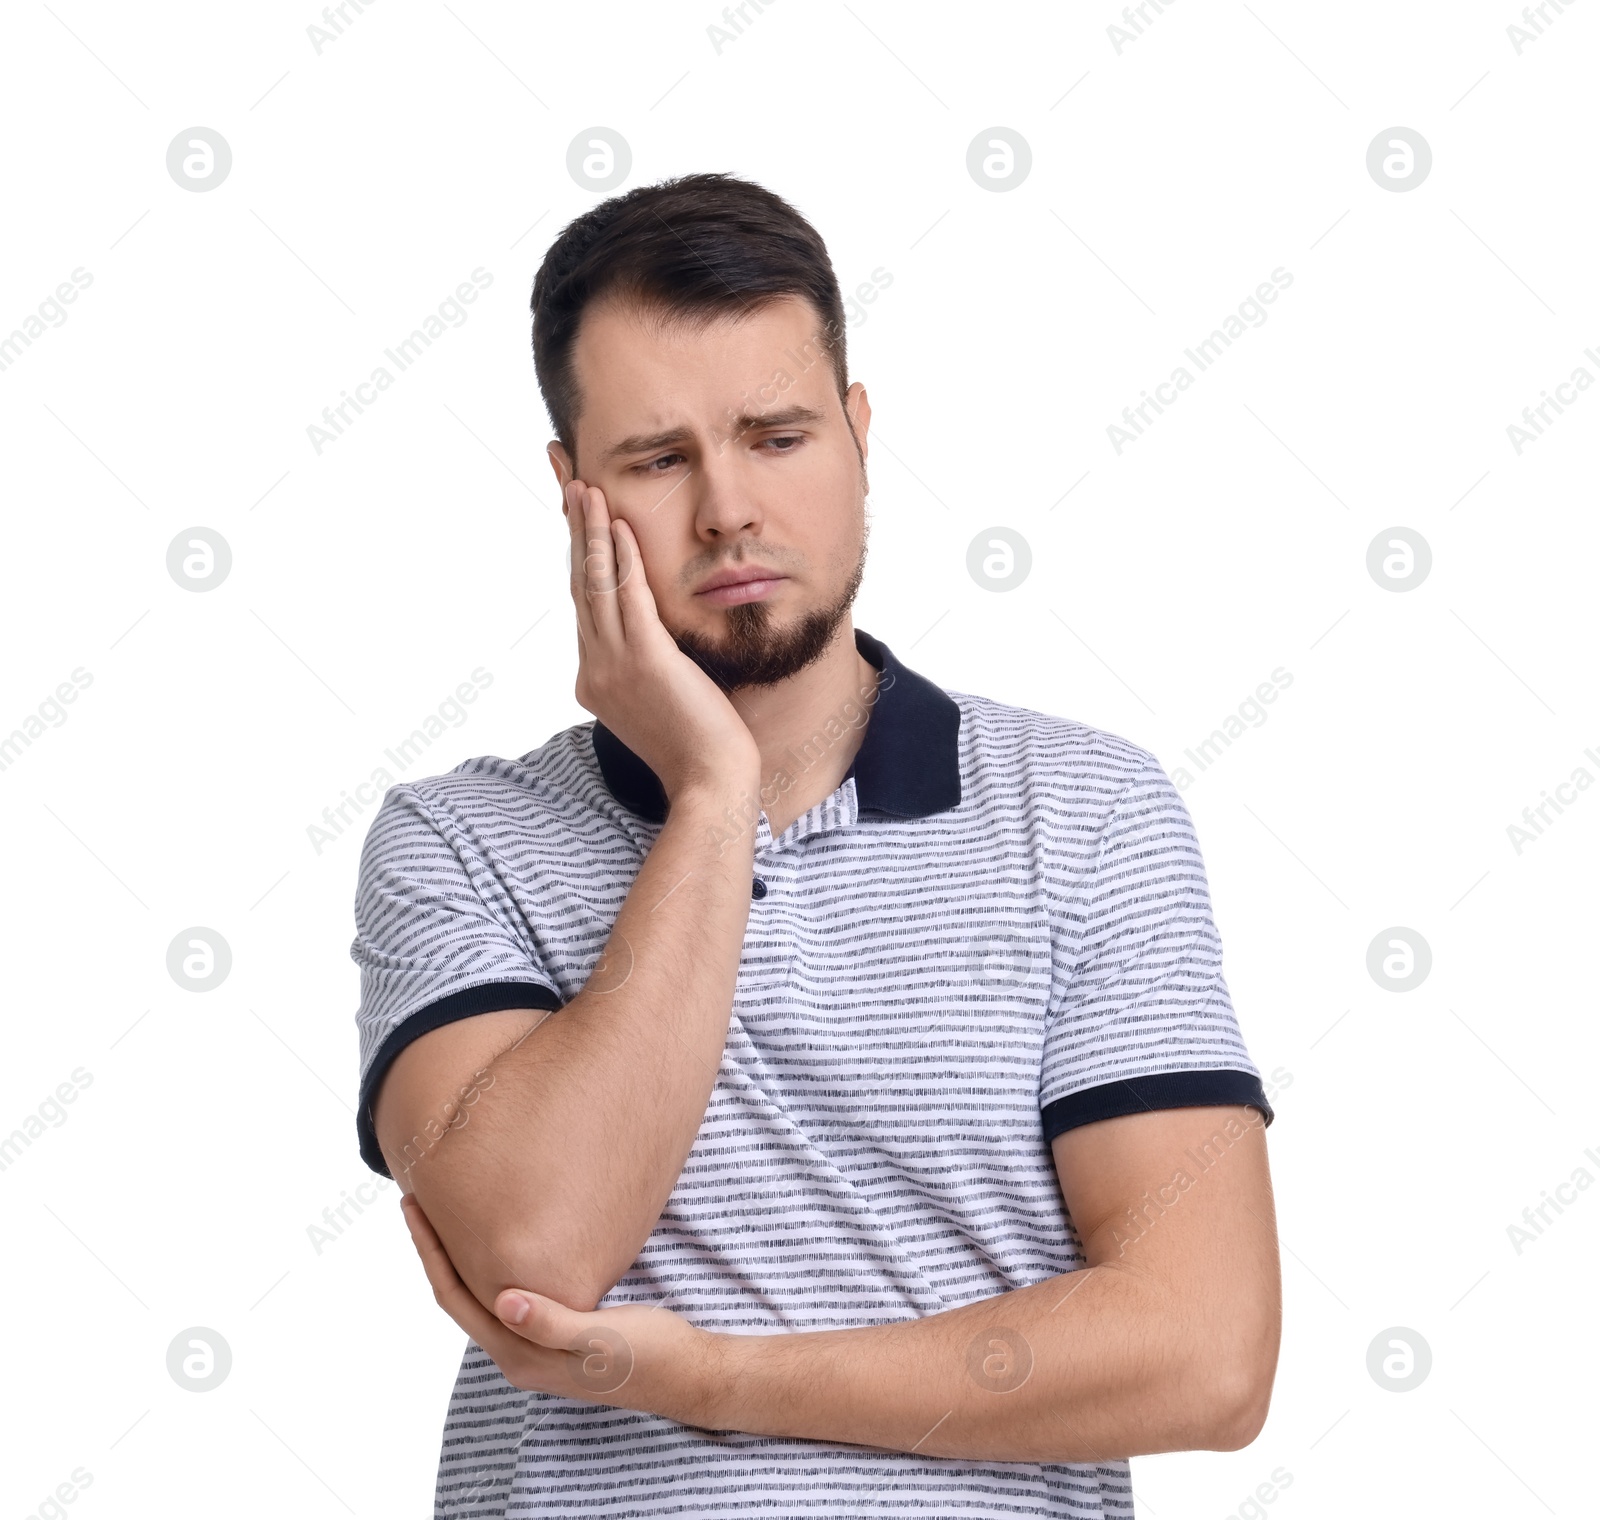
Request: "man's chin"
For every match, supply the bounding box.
[672,602,847,692]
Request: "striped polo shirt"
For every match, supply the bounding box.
[350,626,1273,1519]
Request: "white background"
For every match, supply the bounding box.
[1,1,1595,1515]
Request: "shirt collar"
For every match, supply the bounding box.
[591,627,962,825]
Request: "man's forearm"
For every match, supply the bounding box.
[408,783,756,1313]
[698,1261,1267,1464]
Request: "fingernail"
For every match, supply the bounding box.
[500,1292,531,1325]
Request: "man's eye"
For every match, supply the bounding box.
[634,453,685,474]
[762,435,804,453]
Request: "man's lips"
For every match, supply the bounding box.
[693,568,787,606]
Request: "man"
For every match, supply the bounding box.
[350,171,1281,1517]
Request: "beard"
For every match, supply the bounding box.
[673,526,868,692]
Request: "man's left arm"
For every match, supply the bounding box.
[696,1099,1281,1463]
[400,1097,1280,1462]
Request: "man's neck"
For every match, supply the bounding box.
[728,623,879,839]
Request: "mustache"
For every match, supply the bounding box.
[682,548,794,586]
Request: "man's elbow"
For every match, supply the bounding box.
[390,1158,618,1314]
[1192,1277,1282,1451]
[487,1224,619,1315]
[411,1201,613,1317]
[1201,1358,1276,1452]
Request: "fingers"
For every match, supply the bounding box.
[564,480,598,651]
[610,517,661,642]
[578,482,623,645]
[400,1194,487,1326]
[399,1195,554,1382]
[494,1288,583,1349]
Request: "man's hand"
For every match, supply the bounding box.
[564,476,759,803]
[401,1192,724,1429]
[370,485,768,1321]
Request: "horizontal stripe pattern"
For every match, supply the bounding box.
[349,676,1266,1518]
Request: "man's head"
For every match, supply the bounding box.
[532,173,871,691]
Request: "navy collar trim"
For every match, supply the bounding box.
[591,628,962,825]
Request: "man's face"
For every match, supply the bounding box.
[548,292,871,690]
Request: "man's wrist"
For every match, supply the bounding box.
[669,779,764,860]
[687,1327,747,1432]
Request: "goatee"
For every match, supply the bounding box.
[674,536,867,692]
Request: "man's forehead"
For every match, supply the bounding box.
[575,291,828,378]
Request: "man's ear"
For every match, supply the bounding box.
[844,382,870,463]
[844,382,871,492]
[547,441,575,490]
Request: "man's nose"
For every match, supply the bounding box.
[692,451,763,538]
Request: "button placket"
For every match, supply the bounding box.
[744,812,773,906]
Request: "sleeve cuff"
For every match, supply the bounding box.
[356,979,565,1177]
[1041,1068,1274,1145]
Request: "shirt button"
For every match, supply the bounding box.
[751,877,768,900]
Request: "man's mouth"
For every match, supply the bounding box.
[693,566,787,606]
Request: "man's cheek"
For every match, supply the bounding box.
[611,517,676,599]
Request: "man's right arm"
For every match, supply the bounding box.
[372,778,754,1315]
[372,475,761,1316]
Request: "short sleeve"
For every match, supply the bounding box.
[349,783,563,1176]
[1040,756,1273,1143]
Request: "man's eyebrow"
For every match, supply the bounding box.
[725,403,829,435]
[597,426,694,465]
[596,405,829,464]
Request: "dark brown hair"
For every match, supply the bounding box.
[530,172,850,465]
